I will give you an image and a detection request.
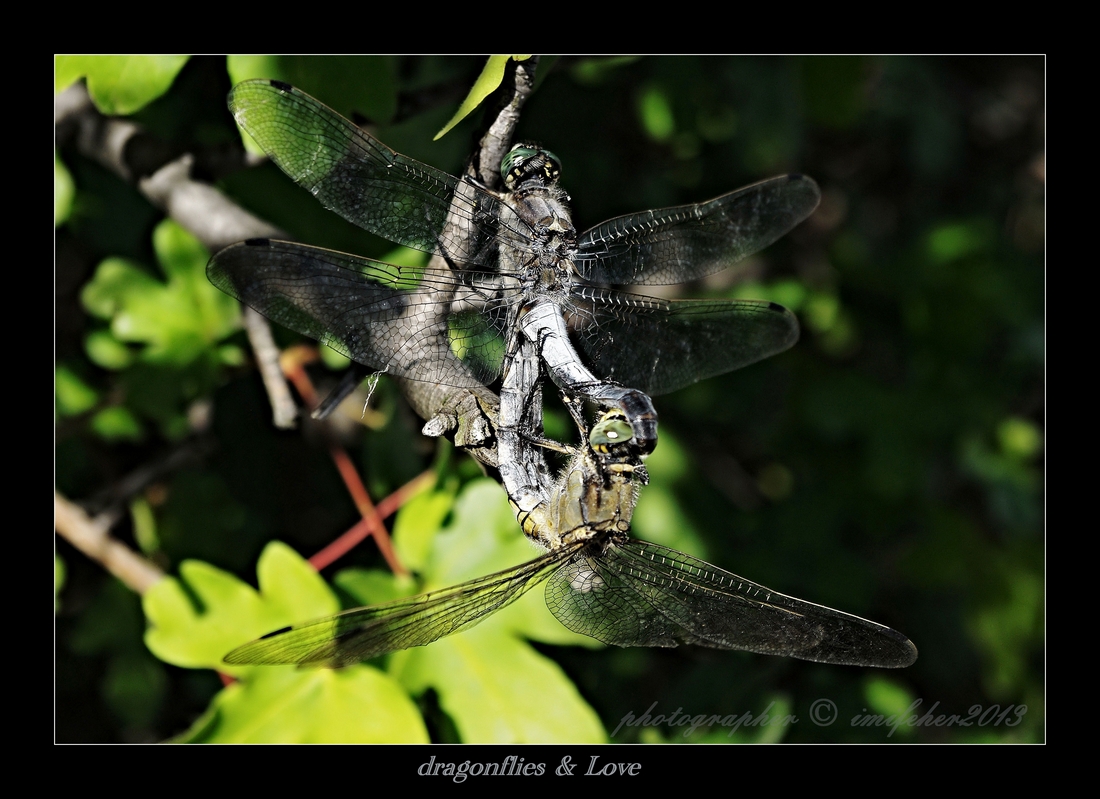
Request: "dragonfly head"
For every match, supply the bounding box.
[503,143,562,191]
[589,409,649,484]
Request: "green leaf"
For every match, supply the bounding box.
[176,664,427,743]
[90,406,143,441]
[84,329,134,370]
[333,568,415,608]
[926,219,993,264]
[55,55,189,115]
[998,416,1042,460]
[55,150,74,227]
[391,485,458,572]
[81,220,240,366]
[146,542,427,742]
[570,56,641,86]
[638,85,676,142]
[632,431,709,556]
[405,481,597,648]
[145,483,605,742]
[434,56,530,140]
[150,543,424,743]
[55,364,99,416]
[55,554,66,614]
[144,541,337,671]
[400,623,605,743]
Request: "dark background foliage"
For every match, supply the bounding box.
[55,56,1044,742]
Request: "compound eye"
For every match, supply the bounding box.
[589,417,633,450]
[542,151,562,181]
[502,145,562,189]
[502,145,539,188]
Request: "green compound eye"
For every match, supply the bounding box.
[502,145,562,189]
[589,417,633,450]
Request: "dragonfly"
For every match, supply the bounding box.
[207,80,819,452]
[224,397,918,669]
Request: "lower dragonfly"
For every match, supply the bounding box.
[224,354,918,669]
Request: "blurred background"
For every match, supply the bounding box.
[55,56,1044,742]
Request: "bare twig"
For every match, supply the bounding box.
[55,491,165,594]
[245,307,299,429]
[84,437,211,516]
[308,470,435,572]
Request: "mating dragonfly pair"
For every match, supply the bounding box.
[214,79,917,669]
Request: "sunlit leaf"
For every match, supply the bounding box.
[434,56,530,140]
[55,150,74,227]
[391,486,458,573]
[176,665,427,743]
[144,542,337,670]
[400,623,605,743]
[639,85,675,141]
[55,365,99,416]
[55,554,66,614]
[90,406,143,441]
[145,543,426,742]
[55,55,189,115]
[81,220,240,366]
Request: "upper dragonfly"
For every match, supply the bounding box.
[208,80,819,450]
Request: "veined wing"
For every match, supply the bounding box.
[574,174,820,286]
[566,287,799,396]
[546,539,917,668]
[207,238,515,389]
[224,543,583,668]
[228,80,524,268]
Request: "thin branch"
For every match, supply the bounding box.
[245,307,299,429]
[308,470,435,572]
[55,491,165,594]
[84,436,210,516]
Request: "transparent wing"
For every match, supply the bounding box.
[207,238,514,388]
[566,289,799,396]
[546,539,918,668]
[225,544,582,668]
[574,174,821,286]
[228,79,525,267]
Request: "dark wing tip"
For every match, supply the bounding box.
[260,625,293,640]
[767,301,787,314]
[243,238,271,247]
[269,79,293,92]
